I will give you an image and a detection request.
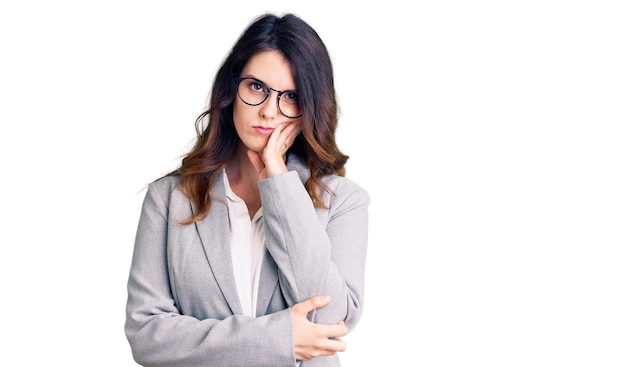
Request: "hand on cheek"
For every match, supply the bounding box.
[248,120,302,180]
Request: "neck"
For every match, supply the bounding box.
[225,145,262,218]
[226,145,258,186]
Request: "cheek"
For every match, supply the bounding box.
[232,101,247,132]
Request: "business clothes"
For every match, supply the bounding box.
[125,154,369,367]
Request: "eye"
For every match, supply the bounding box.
[282,91,299,104]
[246,79,268,94]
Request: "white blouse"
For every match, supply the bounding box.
[223,170,266,318]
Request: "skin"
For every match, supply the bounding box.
[226,50,348,361]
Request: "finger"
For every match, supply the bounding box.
[322,337,347,353]
[282,119,302,136]
[317,322,349,339]
[291,295,331,315]
[270,120,300,150]
[299,338,347,360]
[266,121,289,150]
[308,337,347,358]
[282,120,302,146]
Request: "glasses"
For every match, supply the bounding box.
[235,77,302,118]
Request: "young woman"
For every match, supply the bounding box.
[125,12,369,367]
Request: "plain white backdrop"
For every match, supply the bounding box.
[1,1,625,366]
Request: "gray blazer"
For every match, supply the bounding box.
[125,155,370,367]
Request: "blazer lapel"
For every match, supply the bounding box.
[194,170,243,316]
[256,250,279,316]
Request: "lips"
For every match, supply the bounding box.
[253,126,274,135]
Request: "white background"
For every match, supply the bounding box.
[1,1,625,366]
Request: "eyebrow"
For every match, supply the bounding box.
[240,75,298,91]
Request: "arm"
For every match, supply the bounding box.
[259,171,369,329]
[248,121,370,330]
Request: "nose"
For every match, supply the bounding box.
[259,90,280,119]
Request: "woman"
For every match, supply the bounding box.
[125,12,369,367]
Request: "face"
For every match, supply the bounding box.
[233,50,299,153]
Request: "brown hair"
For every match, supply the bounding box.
[172,13,348,224]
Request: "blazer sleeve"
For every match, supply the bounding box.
[125,181,297,367]
[258,171,370,330]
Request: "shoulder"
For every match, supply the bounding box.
[150,174,180,191]
[322,174,370,207]
[288,153,369,201]
[143,175,183,207]
[147,174,181,196]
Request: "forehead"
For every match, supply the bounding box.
[240,50,296,90]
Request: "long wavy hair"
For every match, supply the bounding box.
[173,13,348,224]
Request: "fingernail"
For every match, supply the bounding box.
[321,295,331,302]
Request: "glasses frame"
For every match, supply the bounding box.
[235,77,303,118]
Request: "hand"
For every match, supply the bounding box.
[247,120,302,179]
[290,295,348,361]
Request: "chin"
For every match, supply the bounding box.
[239,142,263,156]
[241,138,268,154]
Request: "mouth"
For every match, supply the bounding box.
[253,126,274,135]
